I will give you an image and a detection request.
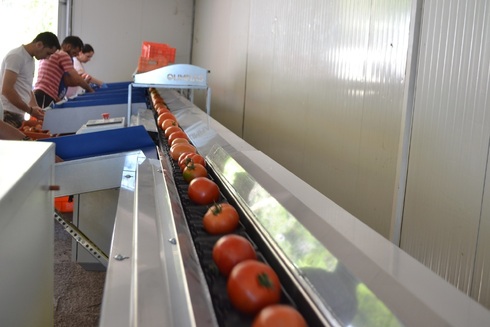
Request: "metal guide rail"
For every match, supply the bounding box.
[54,211,108,267]
[99,151,215,327]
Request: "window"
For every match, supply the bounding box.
[0,0,59,76]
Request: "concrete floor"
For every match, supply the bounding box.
[54,213,106,327]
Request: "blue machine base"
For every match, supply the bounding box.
[39,125,157,161]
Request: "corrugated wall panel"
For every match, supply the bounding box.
[192,0,490,309]
[475,140,490,305]
[401,0,490,303]
[243,0,411,237]
[192,0,250,136]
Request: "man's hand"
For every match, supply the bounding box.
[31,106,45,120]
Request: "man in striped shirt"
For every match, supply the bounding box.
[34,36,94,108]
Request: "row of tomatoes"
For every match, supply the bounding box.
[149,88,308,327]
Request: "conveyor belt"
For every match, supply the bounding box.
[155,117,321,326]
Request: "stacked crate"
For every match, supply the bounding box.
[137,41,176,73]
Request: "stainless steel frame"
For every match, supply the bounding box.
[99,151,216,326]
[0,141,56,327]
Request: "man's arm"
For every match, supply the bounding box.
[64,68,95,93]
[82,73,104,87]
[1,70,44,119]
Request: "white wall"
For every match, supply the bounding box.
[192,0,412,239]
[401,0,490,304]
[192,0,250,135]
[70,0,194,82]
[191,0,490,310]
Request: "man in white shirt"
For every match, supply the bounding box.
[0,32,60,127]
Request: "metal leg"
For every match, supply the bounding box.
[54,212,109,267]
[206,87,212,116]
[127,84,133,127]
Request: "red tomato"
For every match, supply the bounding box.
[179,153,206,171]
[152,95,166,107]
[154,100,167,108]
[178,152,194,170]
[190,154,205,166]
[23,116,38,127]
[157,112,174,127]
[171,137,189,147]
[203,203,239,235]
[252,305,307,327]
[161,118,178,130]
[170,143,196,161]
[151,92,163,100]
[178,151,196,165]
[183,162,208,183]
[156,106,170,115]
[151,91,163,100]
[164,125,182,138]
[212,234,256,277]
[227,260,282,314]
[158,112,177,125]
[152,96,164,106]
[168,130,189,145]
[188,177,220,205]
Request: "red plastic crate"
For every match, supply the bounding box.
[137,56,169,73]
[19,119,55,139]
[55,196,73,213]
[140,41,176,64]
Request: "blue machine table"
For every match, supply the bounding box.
[42,82,147,134]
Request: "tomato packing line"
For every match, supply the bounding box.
[47,66,490,327]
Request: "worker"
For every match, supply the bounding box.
[74,43,106,87]
[66,43,106,98]
[0,31,60,128]
[34,36,95,108]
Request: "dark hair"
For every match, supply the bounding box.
[81,44,94,54]
[62,36,84,49]
[33,32,60,50]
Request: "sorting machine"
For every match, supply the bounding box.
[9,64,490,326]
